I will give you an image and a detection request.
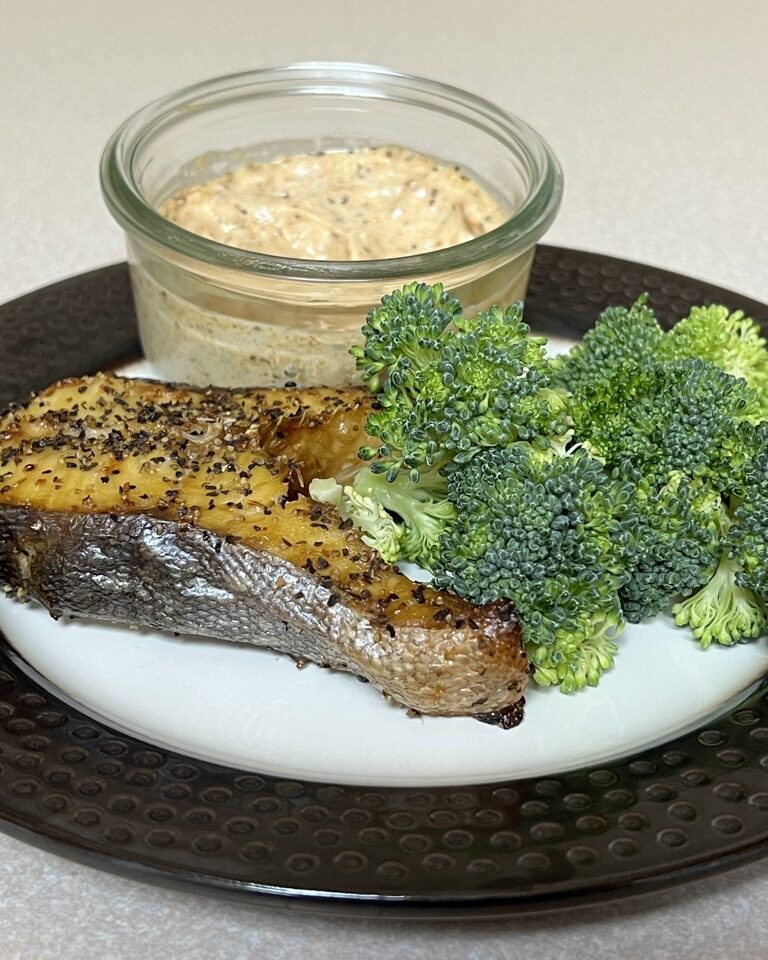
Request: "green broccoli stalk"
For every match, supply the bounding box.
[309,461,456,569]
[432,445,631,691]
[531,603,624,693]
[308,476,403,564]
[672,550,766,648]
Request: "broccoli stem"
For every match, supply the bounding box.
[672,551,767,647]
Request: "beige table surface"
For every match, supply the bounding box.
[1,1,768,957]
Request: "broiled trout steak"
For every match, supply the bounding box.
[0,374,528,720]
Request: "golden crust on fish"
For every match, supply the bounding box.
[0,374,528,720]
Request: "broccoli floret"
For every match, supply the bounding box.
[530,602,624,693]
[358,462,456,568]
[309,464,456,569]
[672,551,766,647]
[569,355,760,622]
[356,288,570,478]
[308,476,403,564]
[569,357,763,493]
[551,295,664,393]
[661,305,768,412]
[555,298,768,416]
[447,305,570,452]
[350,281,462,395]
[726,423,768,600]
[667,422,768,647]
[619,471,725,622]
[432,445,630,691]
[316,285,768,699]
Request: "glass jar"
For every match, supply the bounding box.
[101,62,563,388]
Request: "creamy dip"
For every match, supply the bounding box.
[133,145,526,388]
[157,146,508,260]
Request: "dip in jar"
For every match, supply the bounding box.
[157,146,508,261]
[101,64,563,389]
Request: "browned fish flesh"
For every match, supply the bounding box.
[0,374,528,722]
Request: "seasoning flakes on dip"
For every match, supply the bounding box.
[158,146,508,261]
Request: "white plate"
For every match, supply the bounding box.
[2,358,766,787]
[1,595,766,788]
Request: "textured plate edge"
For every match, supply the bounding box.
[1,809,766,921]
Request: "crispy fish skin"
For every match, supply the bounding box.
[0,374,528,718]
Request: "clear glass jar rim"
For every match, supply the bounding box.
[100,62,563,281]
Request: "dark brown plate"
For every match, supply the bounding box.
[1,246,767,918]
